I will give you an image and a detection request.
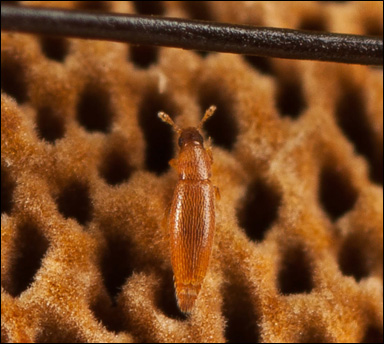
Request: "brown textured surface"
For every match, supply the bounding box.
[1,1,383,343]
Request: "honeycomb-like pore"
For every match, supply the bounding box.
[1,1,383,343]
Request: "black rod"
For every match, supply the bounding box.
[1,5,383,65]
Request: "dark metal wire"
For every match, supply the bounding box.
[1,5,383,65]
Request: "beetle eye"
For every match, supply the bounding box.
[178,136,184,147]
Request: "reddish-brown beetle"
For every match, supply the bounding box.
[158,106,218,313]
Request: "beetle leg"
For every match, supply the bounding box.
[206,137,213,163]
[169,158,178,170]
[214,186,221,200]
[161,204,171,236]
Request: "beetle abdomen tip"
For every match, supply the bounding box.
[175,283,201,313]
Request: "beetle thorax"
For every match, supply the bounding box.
[177,129,211,181]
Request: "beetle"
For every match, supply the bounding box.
[158,106,219,313]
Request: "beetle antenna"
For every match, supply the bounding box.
[198,105,216,130]
[158,111,181,134]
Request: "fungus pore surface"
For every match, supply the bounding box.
[1,1,383,343]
